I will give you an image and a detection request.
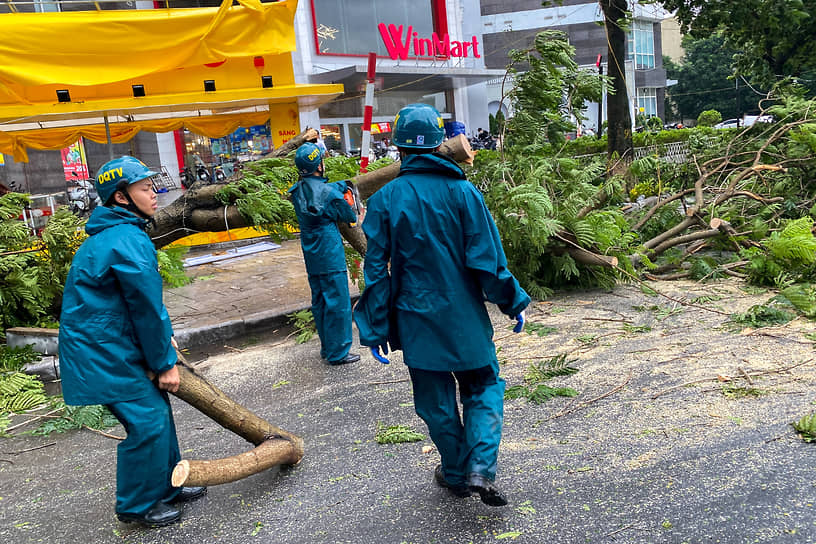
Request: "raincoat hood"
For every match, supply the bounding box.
[398,152,466,180]
[85,205,149,236]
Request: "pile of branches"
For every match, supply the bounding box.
[470,93,816,300]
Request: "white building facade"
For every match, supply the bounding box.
[291,0,503,152]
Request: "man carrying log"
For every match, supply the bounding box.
[58,156,205,527]
[289,143,361,366]
[353,104,530,506]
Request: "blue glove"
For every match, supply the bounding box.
[512,310,526,334]
[370,345,390,364]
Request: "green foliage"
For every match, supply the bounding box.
[721,383,766,399]
[793,411,816,442]
[742,217,816,286]
[793,407,816,440]
[728,302,796,330]
[324,155,395,183]
[662,0,816,90]
[505,354,579,405]
[287,309,316,344]
[777,284,816,318]
[30,402,119,436]
[489,110,506,135]
[664,33,760,121]
[156,246,192,288]
[0,344,39,373]
[0,195,86,336]
[522,322,557,336]
[0,371,47,413]
[216,157,298,242]
[374,422,424,444]
[472,148,633,296]
[524,354,579,382]
[505,30,607,148]
[697,110,722,127]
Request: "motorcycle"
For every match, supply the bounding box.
[67,175,100,217]
[196,163,212,183]
[213,164,226,181]
[179,166,193,188]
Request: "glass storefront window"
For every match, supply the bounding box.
[320,125,343,152]
[312,0,435,56]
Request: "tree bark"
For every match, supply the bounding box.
[600,0,633,170]
[270,128,319,158]
[172,439,300,487]
[168,357,304,488]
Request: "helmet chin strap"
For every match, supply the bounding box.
[112,185,151,222]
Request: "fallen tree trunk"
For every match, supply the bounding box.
[148,133,474,249]
[168,355,304,488]
[172,438,299,487]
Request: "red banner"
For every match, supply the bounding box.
[61,138,90,181]
[371,122,391,134]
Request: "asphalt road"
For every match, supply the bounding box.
[3,279,816,543]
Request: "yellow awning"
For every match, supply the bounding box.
[0,0,296,88]
[0,0,344,161]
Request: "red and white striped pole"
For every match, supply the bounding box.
[358,52,377,174]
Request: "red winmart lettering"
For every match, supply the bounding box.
[378,23,413,60]
[378,23,480,60]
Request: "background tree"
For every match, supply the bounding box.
[664,34,763,121]
[505,30,606,148]
[658,0,816,89]
[599,0,634,166]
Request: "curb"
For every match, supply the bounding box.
[173,292,361,348]
[173,302,310,348]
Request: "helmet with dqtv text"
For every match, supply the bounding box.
[294,143,324,176]
[95,156,158,205]
[392,103,445,149]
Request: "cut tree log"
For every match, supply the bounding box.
[172,439,300,487]
[168,354,304,488]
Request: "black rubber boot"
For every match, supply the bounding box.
[467,473,508,507]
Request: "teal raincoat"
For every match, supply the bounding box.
[59,206,176,406]
[354,153,530,371]
[289,174,357,361]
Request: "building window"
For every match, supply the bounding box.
[312,0,436,56]
[636,87,658,117]
[627,20,655,69]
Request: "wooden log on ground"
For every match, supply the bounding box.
[168,354,304,488]
[172,438,300,487]
[173,364,302,449]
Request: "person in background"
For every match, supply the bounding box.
[290,143,360,366]
[59,156,205,528]
[354,104,530,507]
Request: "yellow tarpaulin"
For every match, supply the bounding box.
[0,0,297,89]
[0,0,344,161]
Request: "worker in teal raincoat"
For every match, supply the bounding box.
[59,156,205,527]
[354,104,530,507]
[289,143,360,365]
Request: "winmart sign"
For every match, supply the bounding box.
[378,23,481,60]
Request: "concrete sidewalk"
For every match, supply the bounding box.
[164,237,316,348]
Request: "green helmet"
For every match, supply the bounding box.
[95,156,158,205]
[294,143,323,176]
[393,103,445,149]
